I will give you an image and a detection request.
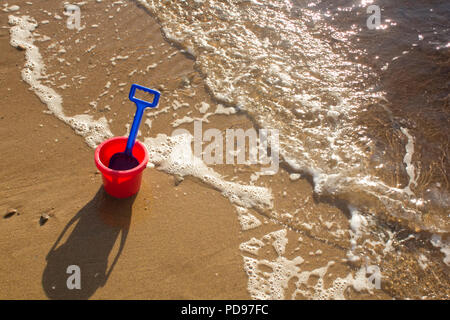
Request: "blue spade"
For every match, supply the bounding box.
[108,84,160,171]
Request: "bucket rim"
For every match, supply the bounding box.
[95,136,149,177]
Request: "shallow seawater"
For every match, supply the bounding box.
[137,0,449,233]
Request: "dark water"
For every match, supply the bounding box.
[313,0,450,231]
[109,152,140,171]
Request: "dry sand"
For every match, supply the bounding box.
[0,1,447,300]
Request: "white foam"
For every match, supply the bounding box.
[242,254,304,300]
[198,102,210,114]
[171,116,195,127]
[239,237,265,255]
[430,234,450,266]
[400,127,418,196]
[144,118,152,129]
[144,133,273,211]
[348,206,367,237]
[171,112,212,128]
[214,104,236,115]
[346,205,369,262]
[240,229,378,299]
[235,206,262,231]
[262,229,288,256]
[9,15,113,148]
[418,254,429,270]
[240,229,303,300]
[7,5,20,12]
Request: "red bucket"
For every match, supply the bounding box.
[95,137,149,198]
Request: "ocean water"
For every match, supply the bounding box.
[135,0,449,233]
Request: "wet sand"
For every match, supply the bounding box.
[0,1,249,299]
[0,1,448,300]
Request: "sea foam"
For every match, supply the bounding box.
[8,15,113,148]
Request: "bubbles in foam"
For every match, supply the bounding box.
[262,229,288,256]
[144,133,273,211]
[235,206,262,231]
[239,237,265,256]
[8,15,113,149]
[430,234,450,266]
[240,229,379,300]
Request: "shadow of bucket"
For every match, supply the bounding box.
[95,137,149,198]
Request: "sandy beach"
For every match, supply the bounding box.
[0,1,254,299]
[0,1,448,300]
